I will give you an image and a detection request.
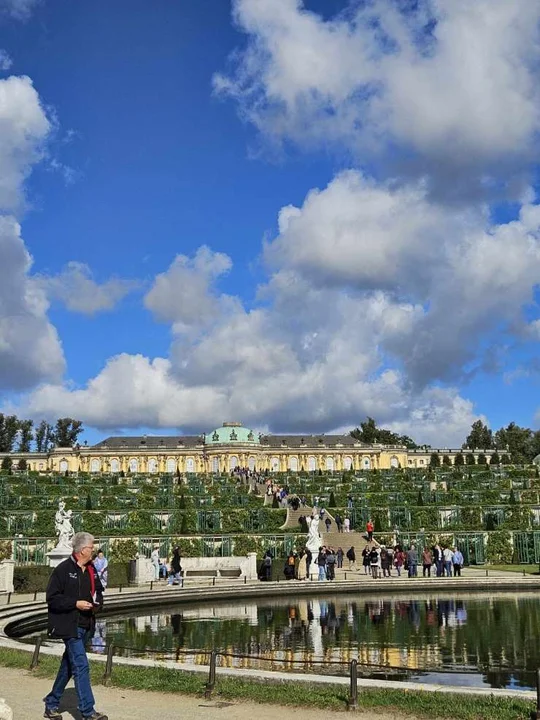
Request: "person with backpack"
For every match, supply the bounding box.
[369,546,380,579]
[335,514,343,533]
[336,546,344,569]
[284,552,296,580]
[393,546,405,577]
[346,546,356,570]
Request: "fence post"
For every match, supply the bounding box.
[33,590,38,601]
[532,668,540,720]
[348,659,358,710]
[150,581,154,591]
[205,650,217,698]
[6,592,11,605]
[103,644,114,685]
[29,636,42,670]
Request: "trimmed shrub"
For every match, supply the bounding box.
[14,565,52,593]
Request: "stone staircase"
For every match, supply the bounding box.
[280,506,340,530]
[321,531,373,560]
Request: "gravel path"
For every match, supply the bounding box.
[0,666,408,720]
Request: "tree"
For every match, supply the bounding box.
[18,458,27,472]
[53,418,83,448]
[1,457,12,472]
[430,453,441,467]
[0,414,20,452]
[350,417,418,448]
[442,454,451,466]
[491,452,500,465]
[329,491,336,508]
[416,490,424,506]
[85,494,93,510]
[466,453,476,466]
[500,454,511,465]
[464,420,493,450]
[17,419,33,453]
[509,489,517,505]
[35,420,54,453]
[494,422,533,464]
[454,453,465,466]
[477,453,487,465]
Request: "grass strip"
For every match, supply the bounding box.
[488,565,539,575]
[0,646,535,720]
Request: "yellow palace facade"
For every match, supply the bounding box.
[1,422,496,474]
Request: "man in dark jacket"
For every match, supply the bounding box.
[44,532,107,720]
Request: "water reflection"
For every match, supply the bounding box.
[95,593,539,690]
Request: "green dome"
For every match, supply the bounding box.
[205,423,259,445]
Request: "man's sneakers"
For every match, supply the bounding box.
[83,712,108,720]
[44,708,63,720]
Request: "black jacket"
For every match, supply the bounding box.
[46,556,104,640]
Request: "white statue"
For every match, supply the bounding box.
[55,501,74,549]
[306,513,321,556]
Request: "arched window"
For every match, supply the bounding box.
[229,455,239,470]
[289,456,298,472]
[362,457,371,470]
[271,456,280,472]
[212,457,219,473]
[90,459,100,473]
[38,462,44,470]
[110,459,120,473]
[308,456,317,472]
[129,458,138,473]
[325,456,335,472]
[166,458,176,474]
[248,456,256,471]
[148,458,158,473]
[390,456,399,468]
[344,456,353,471]
[59,460,68,472]
[186,457,195,473]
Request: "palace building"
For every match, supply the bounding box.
[1,421,496,474]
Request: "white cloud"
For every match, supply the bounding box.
[0,217,64,390]
[0,50,12,71]
[144,246,233,331]
[215,0,540,194]
[36,261,137,316]
[0,0,39,20]
[265,171,540,385]
[0,75,51,213]
[14,246,479,446]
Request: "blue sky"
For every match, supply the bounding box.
[0,0,539,447]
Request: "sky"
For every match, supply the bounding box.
[0,0,539,448]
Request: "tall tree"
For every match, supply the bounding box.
[17,419,33,453]
[464,420,493,450]
[35,420,54,453]
[494,422,533,464]
[0,414,20,452]
[53,418,83,448]
[350,417,418,448]
[430,452,441,467]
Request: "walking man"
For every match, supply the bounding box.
[44,531,107,720]
[452,547,464,577]
[407,544,418,578]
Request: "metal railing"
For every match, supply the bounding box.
[25,635,540,714]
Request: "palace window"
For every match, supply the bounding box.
[308,456,317,472]
[248,456,256,471]
[129,458,139,473]
[271,456,280,472]
[90,459,101,473]
[289,457,298,472]
[186,457,195,472]
[326,457,335,472]
[362,457,371,469]
[229,455,239,470]
[344,456,353,471]
[166,458,176,473]
[148,458,158,473]
[110,459,120,473]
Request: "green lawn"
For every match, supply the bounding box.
[488,564,539,574]
[0,646,536,720]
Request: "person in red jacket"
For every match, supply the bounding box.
[366,519,374,541]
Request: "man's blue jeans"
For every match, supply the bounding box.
[45,626,95,717]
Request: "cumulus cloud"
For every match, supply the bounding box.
[144,245,233,331]
[0,217,64,390]
[0,75,50,213]
[37,261,137,316]
[215,0,540,196]
[265,171,540,385]
[0,50,12,71]
[13,245,478,446]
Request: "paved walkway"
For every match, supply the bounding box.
[0,666,407,720]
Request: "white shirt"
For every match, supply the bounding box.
[443,548,453,562]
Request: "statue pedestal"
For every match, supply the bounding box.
[47,545,72,567]
[0,561,14,594]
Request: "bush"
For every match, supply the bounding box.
[109,538,138,563]
[107,562,130,588]
[0,540,12,561]
[486,531,512,564]
[14,565,52,593]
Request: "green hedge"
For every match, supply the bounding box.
[13,562,130,592]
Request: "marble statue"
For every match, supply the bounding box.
[306,513,321,556]
[55,501,74,549]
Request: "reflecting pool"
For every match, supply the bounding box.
[37,592,540,690]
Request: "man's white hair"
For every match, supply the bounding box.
[72,532,94,554]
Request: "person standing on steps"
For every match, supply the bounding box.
[346,546,356,571]
[366,519,374,541]
[44,531,107,720]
